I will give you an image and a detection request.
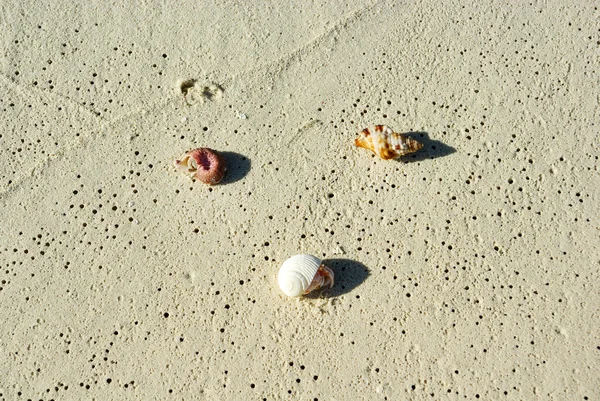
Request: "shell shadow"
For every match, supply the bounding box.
[398,131,456,162]
[305,258,370,299]
[220,152,251,184]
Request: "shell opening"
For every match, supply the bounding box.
[197,151,212,171]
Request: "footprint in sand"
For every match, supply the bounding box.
[179,79,224,105]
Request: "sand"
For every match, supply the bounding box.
[1,0,599,399]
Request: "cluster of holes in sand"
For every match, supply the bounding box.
[0,95,94,188]
[8,8,599,117]
[220,362,324,399]
[7,330,140,397]
[62,151,155,245]
[0,152,158,292]
[351,14,600,92]
[10,21,175,116]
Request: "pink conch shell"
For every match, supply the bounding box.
[355,125,423,160]
[174,148,226,185]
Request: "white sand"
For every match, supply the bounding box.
[1,0,599,399]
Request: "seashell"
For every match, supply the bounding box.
[278,254,335,297]
[354,125,423,160]
[174,147,226,185]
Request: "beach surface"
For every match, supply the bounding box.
[1,0,599,399]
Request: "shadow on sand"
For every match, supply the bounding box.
[304,258,370,299]
[220,151,251,184]
[398,131,456,163]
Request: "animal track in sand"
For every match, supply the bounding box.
[179,79,224,105]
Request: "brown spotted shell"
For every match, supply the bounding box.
[354,125,423,160]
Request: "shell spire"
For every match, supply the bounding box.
[354,125,423,160]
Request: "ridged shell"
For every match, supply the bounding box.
[355,125,423,160]
[278,254,322,297]
[174,147,226,185]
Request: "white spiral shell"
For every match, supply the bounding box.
[278,254,322,297]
